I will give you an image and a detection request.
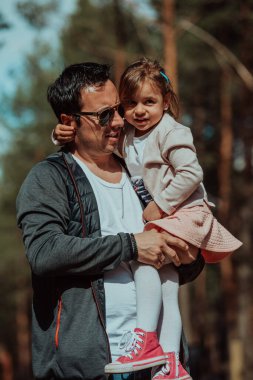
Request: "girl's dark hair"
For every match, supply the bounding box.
[119,57,179,119]
[47,62,110,121]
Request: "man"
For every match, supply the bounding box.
[16,62,200,380]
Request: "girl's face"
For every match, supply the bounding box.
[123,79,168,137]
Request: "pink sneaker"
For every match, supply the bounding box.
[104,328,167,373]
[152,352,192,380]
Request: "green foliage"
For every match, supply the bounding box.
[0,43,61,214]
[16,0,60,28]
[0,11,11,49]
[0,12,10,30]
[60,0,162,67]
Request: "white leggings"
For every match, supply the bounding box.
[130,262,182,353]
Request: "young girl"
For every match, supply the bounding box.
[52,58,242,380]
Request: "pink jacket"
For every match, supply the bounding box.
[123,113,213,215]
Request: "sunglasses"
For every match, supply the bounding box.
[72,102,124,127]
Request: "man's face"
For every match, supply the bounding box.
[74,80,124,157]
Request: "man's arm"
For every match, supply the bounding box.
[16,162,134,277]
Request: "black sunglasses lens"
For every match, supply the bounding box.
[99,109,113,126]
[99,105,124,126]
[118,105,125,118]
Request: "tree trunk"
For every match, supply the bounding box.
[114,50,126,88]
[237,3,253,379]
[0,346,13,380]
[16,288,31,380]
[162,0,178,93]
[218,66,242,380]
[218,67,233,225]
[113,0,127,86]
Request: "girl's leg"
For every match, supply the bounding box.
[157,264,181,353]
[104,263,167,373]
[152,266,192,379]
[131,261,162,331]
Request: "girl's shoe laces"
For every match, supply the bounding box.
[118,331,134,351]
[118,330,145,359]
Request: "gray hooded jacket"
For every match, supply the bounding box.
[16,151,137,380]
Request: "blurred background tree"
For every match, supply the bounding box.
[0,0,252,379]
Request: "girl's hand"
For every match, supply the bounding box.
[53,124,75,145]
[143,201,164,222]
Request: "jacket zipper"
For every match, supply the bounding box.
[62,156,111,360]
[91,282,111,362]
[55,296,62,349]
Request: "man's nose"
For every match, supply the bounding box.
[111,110,124,128]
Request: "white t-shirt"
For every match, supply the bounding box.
[124,129,152,179]
[124,130,154,206]
[73,156,144,360]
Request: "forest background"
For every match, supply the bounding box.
[0,1,252,379]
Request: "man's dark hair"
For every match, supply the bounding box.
[47,62,110,121]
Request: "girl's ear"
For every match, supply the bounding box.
[163,94,170,111]
[60,113,73,125]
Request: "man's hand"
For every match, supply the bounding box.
[142,201,164,222]
[176,242,199,264]
[133,230,189,269]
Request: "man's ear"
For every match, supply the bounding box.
[60,113,73,126]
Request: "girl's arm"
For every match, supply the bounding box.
[143,201,164,221]
[151,128,204,216]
